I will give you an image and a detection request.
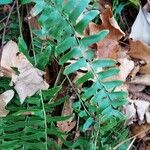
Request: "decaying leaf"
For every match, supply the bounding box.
[1,41,49,103]
[130,124,150,139]
[123,100,136,125]
[0,90,14,116]
[128,40,150,74]
[123,99,150,125]
[129,3,150,44]
[26,5,41,30]
[117,56,134,81]
[107,51,134,83]
[130,74,150,86]
[87,5,125,59]
[57,95,76,132]
[128,84,145,93]
[132,92,150,103]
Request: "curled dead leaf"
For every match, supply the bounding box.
[1,41,49,103]
[117,56,134,81]
[128,40,150,74]
[1,40,19,70]
[0,90,14,117]
[123,99,150,125]
[130,74,150,86]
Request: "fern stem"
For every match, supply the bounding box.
[54,66,64,86]
[0,0,16,65]
[64,13,117,114]
[26,6,37,66]
[16,0,23,38]
[40,90,48,150]
[66,75,92,117]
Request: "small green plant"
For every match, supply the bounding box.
[0,0,129,149]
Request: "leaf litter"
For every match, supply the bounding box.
[87,2,150,146]
[1,1,150,149]
[0,40,49,104]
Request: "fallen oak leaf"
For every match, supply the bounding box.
[106,51,134,83]
[0,90,14,117]
[128,40,150,74]
[88,5,125,41]
[87,5,125,59]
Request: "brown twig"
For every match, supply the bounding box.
[0,0,16,66]
[113,127,150,149]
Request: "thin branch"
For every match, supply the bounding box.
[16,0,23,38]
[0,0,16,66]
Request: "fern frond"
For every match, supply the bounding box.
[0,0,129,149]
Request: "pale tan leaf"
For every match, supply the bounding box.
[134,100,150,124]
[13,54,49,103]
[129,3,150,44]
[1,40,19,70]
[117,57,134,81]
[1,41,49,103]
[123,100,136,125]
[124,99,150,125]
[0,90,14,117]
[130,74,150,86]
[146,111,150,123]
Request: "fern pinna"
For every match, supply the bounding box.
[0,0,129,149]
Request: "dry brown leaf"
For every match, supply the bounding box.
[99,0,111,12]
[130,74,150,86]
[130,124,150,139]
[0,90,14,117]
[1,41,49,103]
[128,40,150,74]
[57,95,76,132]
[87,5,125,59]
